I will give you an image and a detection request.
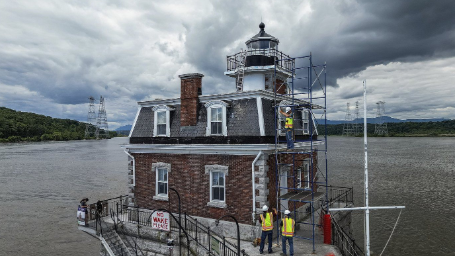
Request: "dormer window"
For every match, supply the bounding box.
[205,101,228,136]
[157,111,166,135]
[211,107,223,135]
[152,105,174,137]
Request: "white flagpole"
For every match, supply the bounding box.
[364,80,370,256]
[329,81,404,256]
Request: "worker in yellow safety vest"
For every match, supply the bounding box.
[279,107,294,149]
[280,210,295,256]
[258,205,277,254]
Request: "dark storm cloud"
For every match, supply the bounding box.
[304,0,455,86]
[1,0,454,127]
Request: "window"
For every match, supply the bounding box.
[259,40,269,49]
[152,162,171,201]
[211,172,225,201]
[157,111,166,135]
[211,107,223,135]
[205,165,228,208]
[205,101,228,136]
[157,168,168,195]
[152,105,174,137]
[303,110,310,135]
[302,109,318,135]
[298,161,310,189]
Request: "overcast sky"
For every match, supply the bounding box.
[1,0,454,129]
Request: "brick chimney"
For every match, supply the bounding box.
[179,73,203,126]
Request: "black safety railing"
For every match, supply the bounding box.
[90,195,250,256]
[88,195,129,221]
[331,217,364,256]
[183,213,247,256]
[320,185,354,209]
[94,208,132,256]
[227,49,294,73]
[110,209,146,256]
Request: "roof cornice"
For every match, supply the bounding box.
[137,90,320,109]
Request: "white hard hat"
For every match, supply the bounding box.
[284,210,291,215]
[285,107,291,113]
[262,205,269,212]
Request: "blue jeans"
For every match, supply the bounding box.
[282,236,294,256]
[259,230,273,253]
[286,129,294,149]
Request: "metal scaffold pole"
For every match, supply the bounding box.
[273,53,328,254]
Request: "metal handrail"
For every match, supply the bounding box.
[111,209,146,256]
[319,185,354,209]
[227,49,294,73]
[94,197,250,256]
[95,210,131,256]
[331,217,364,256]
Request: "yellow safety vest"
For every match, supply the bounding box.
[281,217,295,237]
[285,117,293,129]
[261,212,273,231]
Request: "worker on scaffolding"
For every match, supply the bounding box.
[279,107,294,149]
[258,205,278,254]
[280,210,295,256]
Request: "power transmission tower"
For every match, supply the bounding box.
[342,102,354,136]
[354,101,361,136]
[85,96,97,138]
[374,101,388,135]
[95,96,109,139]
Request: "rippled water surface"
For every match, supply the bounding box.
[0,138,128,256]
[327,136,455,256]
[0,137,454,255]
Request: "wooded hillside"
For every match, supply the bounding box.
[320,120,455,136]
[0,107,115,142]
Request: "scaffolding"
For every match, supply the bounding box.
[274,54,328,253]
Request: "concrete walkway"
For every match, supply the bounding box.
[229,225,341,256]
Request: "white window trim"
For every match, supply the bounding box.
[152,105,174,137]
[303,161,310,189]
[302,109,310,135]
[152,162,171,201]
[302,109,319,136]
[205,165,228,208]
[297,161,310,189]
[256,97,265,136]
[205,101,228,136]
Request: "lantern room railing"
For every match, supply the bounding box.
[226,49,294,73]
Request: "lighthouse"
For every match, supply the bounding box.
[225,22,294,93]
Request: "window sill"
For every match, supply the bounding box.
[153,195,169,201]
[207,201,227,208]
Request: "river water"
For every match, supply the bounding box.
[328,136,455,256]
[0,138,128,256]
[0,137,453,255]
